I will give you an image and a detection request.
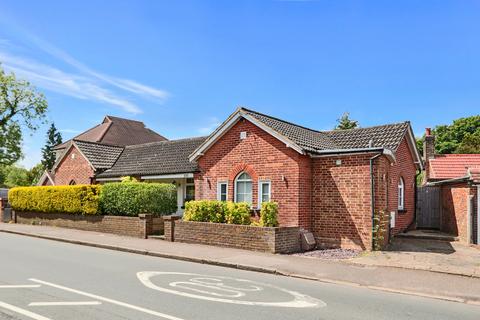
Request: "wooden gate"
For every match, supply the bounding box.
[416,186,441,229]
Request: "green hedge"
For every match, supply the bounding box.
[184,200,251,225]
[100,182,177,216]
[259,202,279,227]
[9,185,101,215]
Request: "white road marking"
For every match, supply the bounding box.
[0,285,41,289]
[29,301,102,307]
[0,301,51,320]
[29,278,185,320]
[137,271,326,308]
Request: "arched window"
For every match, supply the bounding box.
[69,180,77,185]
[398,177,405,210]
[234,172,252,204]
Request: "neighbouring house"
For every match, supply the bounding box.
[39,107,423,250]
[38,115,167,186]
[422,128,479,245]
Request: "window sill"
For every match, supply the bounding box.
[397,209,407,214]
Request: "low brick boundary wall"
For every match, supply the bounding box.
[164,218,300,253]
[13,211,155,239]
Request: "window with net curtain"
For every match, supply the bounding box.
[235,172,252,204]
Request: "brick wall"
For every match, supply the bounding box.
[195,119,311,229]
[54,145,95,185]
[388,137,417,233]
[312,153,376,250]
[440,184,477,243]
[14,211,153,238]
[169,220,300,253]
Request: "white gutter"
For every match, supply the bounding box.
[141,173,194,180]
[309,147,396,163]
[426,176,470,186]
[95,177,122,182]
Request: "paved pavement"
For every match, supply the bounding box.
[352,237,480,278]
[0,232,479,320]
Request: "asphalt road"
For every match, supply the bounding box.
[0,233,478,320]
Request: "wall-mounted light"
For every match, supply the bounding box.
[335,159,342,166]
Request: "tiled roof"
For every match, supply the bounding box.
[428,154,480,180]
[324,122,410,151]
[74,140,124,169]
[241,108,410,153]
[96,137,207,178]
[243,109,338,152]
[54,115,166,150]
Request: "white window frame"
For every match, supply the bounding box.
[217,181,228,201]
[258,180,271,208]
[398,177,405,210]
[234,172,253,204]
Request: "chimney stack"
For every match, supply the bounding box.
[424,128,435,161]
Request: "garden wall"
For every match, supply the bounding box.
[164,218,300,253]
[13,211,155,238]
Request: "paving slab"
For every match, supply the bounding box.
[1,223,479,305]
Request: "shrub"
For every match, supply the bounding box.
[225,202,251,225]
[184,200,226,223]
[183,200,251,225]
[8,185,101,215]
[120,176,139,183]
[100,182,177,216]
[259,202,279,227]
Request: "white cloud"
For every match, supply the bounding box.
[0,51,142,114]
[198,117,221,135]
[26,34,169,101]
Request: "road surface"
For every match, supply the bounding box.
[0,233,478,320]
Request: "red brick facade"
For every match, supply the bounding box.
[195,119,312,229]
[54,146,95,185]
[195,120,418,250]
[440,184,477,243]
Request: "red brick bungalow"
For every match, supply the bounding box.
[422,129,479,245]
[189,108,423,250]
[46,108,423,251]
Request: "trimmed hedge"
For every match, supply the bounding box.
[100,182,177,216]
[9,185,101,215]
[184,200,251,225]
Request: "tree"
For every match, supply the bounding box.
[27,163,45,186]
[41,123,62,170]
[0,64,48,165]
[2,166,30,188]
[416,115,480,155]
[456,131,480,154]
[335,112,359,130]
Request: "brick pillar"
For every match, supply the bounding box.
[139,214,153,239]
[164,215,180,242]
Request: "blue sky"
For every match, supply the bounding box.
[0,0,479,168]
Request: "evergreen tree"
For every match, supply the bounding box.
[41,123,63,170]
[335,112,359,130]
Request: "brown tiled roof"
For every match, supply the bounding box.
[241,108,410,153]
[74,140,124,170]
[54,115,167,150]
[96,137,207,178]
[324,122,410,151]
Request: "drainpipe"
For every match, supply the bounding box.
[408,170,422,231]
[370,153,382,251]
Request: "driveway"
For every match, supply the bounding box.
[351,236,480,278]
